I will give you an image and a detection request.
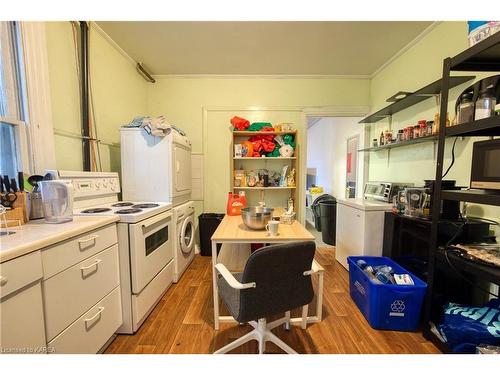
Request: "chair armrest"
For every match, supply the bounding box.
[304,260,324,276]
[215,263,256,290]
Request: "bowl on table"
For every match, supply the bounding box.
[241,206,274,230]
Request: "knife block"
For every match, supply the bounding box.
[13,192,29,222]
[1,207,25,227]
[1,192,28,227]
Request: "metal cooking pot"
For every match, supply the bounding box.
[241,206,274,230]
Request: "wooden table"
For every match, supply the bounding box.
[210,214,324,330]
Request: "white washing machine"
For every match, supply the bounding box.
[173,201,196,282]
[120,127,192,206]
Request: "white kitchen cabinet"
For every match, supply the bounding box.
[335,198,392,269]
[43,244,120,341]
[48,286,122,354]
[0,251,46,352]
[1,222,121,354]
[42,224,118,279]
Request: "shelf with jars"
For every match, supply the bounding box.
[229,117,299,213]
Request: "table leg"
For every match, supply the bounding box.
[301,305,308,329]
[212,240,220,330]
[316,271,324,321]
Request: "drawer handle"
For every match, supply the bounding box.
[78,235,99,248]
[0,276,7,286]
[84,306,104,330]
[81,259,102,270]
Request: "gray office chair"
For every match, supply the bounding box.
[214,241,316,354]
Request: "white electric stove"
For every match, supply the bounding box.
[48,170,174,334]
[76,201,172,223]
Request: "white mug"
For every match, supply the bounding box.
[265,220,280,236]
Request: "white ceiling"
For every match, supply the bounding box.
[97,21,432,76]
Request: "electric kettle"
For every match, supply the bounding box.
[39,180,74,223]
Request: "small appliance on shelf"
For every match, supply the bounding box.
[470,139,500,191]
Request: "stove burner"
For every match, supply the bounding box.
[111,202,134,207]
[115,208,143,214]
[81,207,112,214]
[132,203,159,209]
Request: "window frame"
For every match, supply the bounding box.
[19,21,56,174]
[1,21,56,176]
[0,116,31,174]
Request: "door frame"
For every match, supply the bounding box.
[201,105,370,224]
[302,106,370,218]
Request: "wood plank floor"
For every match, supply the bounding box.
[105,248,440,354]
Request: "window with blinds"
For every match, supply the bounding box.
[0,21,29,177]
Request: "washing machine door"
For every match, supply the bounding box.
[179,215,194,255]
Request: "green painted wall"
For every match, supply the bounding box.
[45,22,149,173]
[368,21,499,231]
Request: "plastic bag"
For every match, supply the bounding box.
[249,135,275,155]
[248,122,273,132]
[231,116,250,131]
[438,298,500,353]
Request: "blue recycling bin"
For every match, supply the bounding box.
[347,256,427,332]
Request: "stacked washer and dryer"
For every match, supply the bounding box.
[120,127,196,283]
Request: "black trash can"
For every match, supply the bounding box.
[198,213,224,256]
[311,194,335,231]
[319,200,337,245]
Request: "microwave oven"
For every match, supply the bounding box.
[363,182,413,202]
[471,139,500,190]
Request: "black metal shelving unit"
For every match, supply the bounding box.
[359,76,475,124]
[358,135,438,152]
[423,32,500,353]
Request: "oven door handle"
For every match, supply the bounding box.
[141,211,172,231]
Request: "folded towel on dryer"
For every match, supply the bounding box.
[123,116,172,137]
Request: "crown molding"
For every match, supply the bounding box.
[370,21,441,79]
[89,21,137,67]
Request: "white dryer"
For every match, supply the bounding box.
[173,201,196,282]
[120,127,192,206]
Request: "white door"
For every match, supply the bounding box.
[179,215,194,255]
[129,211,173,293]
[173,144,191,194]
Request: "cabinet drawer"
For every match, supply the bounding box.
[0,281,46,352]
[48,286,122,354]
[42,224,117,279]
[43,244,120,341]
[0,251,42,299]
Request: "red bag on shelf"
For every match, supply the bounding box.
[231,116,250,130]
[249,134,276,154]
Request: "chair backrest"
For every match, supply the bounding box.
[237,241,316,322]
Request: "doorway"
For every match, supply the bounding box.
[304,115,365,245]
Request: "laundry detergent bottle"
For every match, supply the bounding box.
[227,192,244,216]
[238,191,248,208]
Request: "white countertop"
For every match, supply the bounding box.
[0,215,120,263]
[336,198,393,211]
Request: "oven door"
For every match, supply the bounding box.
[129,210,173,294]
